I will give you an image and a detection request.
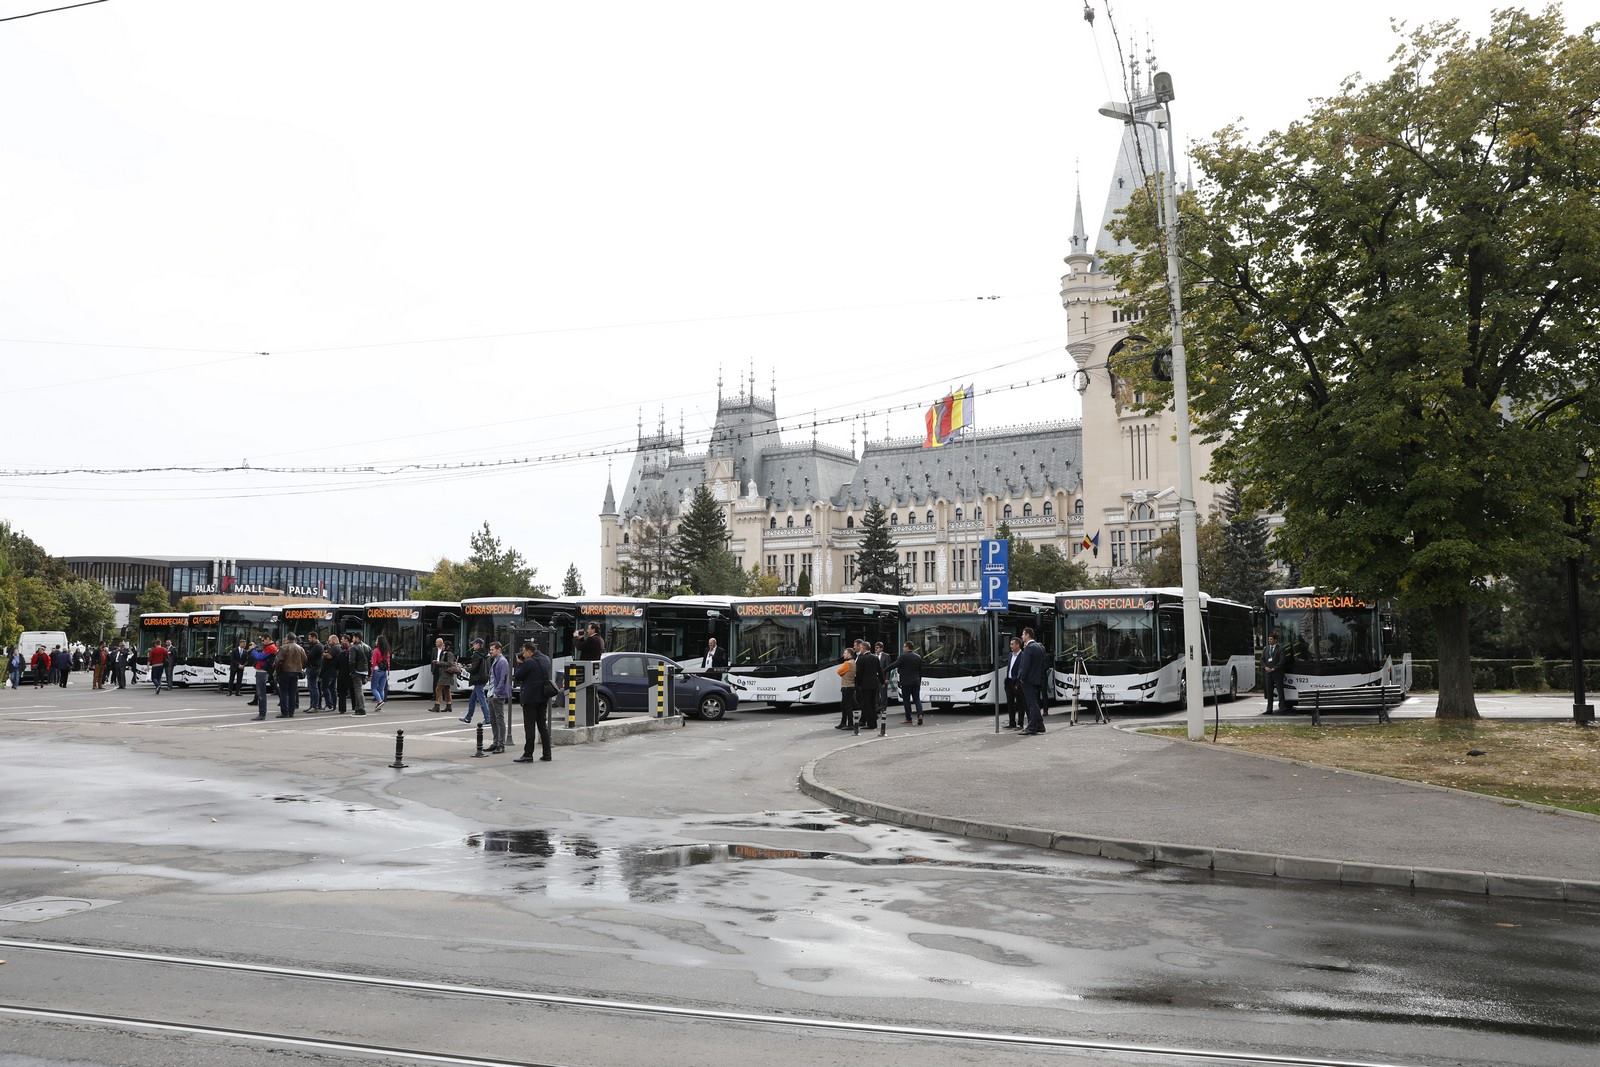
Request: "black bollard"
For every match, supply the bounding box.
[878,715,887,737]
[390,730,407,769]
[472,722,487,758]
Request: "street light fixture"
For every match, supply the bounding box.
[1568,451,1594,727]
[1100,72,1207,741]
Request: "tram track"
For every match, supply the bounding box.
[0,937,1424,1067]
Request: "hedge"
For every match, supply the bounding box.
[1511,664,1547,692]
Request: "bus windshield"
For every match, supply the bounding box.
[903,613,990,674]
[1059,607,1158,674]
[735,617,812,669]
[1273,607,1377,671]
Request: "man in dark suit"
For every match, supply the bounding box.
[1263,630,1286,715]
[1004,636,1026,729]
[1018,627,1050,735]
[700,638,728,681]
[888,642,924,725]
[852,639,884,730]
[512,639,553,763]
[578,624,605,662]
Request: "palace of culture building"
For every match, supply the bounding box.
[599,122,1221,596]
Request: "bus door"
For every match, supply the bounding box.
[432,610,462,653]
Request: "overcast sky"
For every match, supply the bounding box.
[3,0,1592,588]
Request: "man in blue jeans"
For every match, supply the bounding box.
[459,638,491,725]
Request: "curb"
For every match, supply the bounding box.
[554,714,683,745]
[797,751,1600,905]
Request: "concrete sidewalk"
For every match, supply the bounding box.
[800,719,1600,902]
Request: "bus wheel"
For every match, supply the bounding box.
[1228,669,1238,702]
[595,694,612,722]
[698,695,727,721]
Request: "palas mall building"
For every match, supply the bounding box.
[600,126,1223,597]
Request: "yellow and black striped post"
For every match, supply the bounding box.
[566,664,579,729]
[651,664,666,719]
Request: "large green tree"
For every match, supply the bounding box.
[60,579,117,642]
[1108,9,1600,718]
[412,557,464,601]
[1127,518,1228,593]
[17,576,67,631]
[459,521,546,598]
[691,549,749,597]
[672,485,731,593]
[135,580,171,617]
[854,499,903,594]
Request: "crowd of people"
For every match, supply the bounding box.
[830,627,1050,734]
[5,640,142,690]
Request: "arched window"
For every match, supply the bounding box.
[804,514,813,527]
[889,513,899,526]
[786,515,795,528]
[1043,501,1054,517]
[1131,502,1155,522]
[974,506,982,521]
[769,517,777,529]
[1002,504,1013,519]
[1074,499,1084,517]
[846,515,855,529]
[955,507,964,521]
[1022,503,1033,517]
[925,510,934,524]
[622,533,630,545]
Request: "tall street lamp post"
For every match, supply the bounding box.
[1568,452,1593,726]
[1100,72,1206,740]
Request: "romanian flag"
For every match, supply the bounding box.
[923,402,946,449]
[924,384,976,449]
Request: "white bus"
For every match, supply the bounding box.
[726,594,900,708]
[1263,587,1410,707]
[1054,588,1256,706]
[363,601,463,696]
[900,592,1057,709]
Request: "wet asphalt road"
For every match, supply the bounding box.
[0,683,1596,1066]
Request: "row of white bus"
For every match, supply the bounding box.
[135,587,1410,711]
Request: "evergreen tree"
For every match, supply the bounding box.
[672,485,730,592]
[562,563,585,597]
[1215,485,1274,606]
[795,567,812,597]
[459,521,546,598]
[854,498,903,594]
[691,549,748,596]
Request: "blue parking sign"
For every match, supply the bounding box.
[979,538,1009,611]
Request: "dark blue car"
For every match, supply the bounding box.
[593,652,738,721]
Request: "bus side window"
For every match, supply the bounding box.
[1158,609,1182,662]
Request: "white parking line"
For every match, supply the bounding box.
[0,707,138,719]
[312,715,455,733]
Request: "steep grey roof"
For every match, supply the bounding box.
[833,422,1083,509]
[1096,120,1162,262]
[756,443,857,510]
[620,450,706,519]
[601,476,617,515]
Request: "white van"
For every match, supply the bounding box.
[15,631,70,684]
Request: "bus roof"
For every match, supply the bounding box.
[364,600,458,610]
[810,593,904,610]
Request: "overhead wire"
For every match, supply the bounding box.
[0,0,108,23]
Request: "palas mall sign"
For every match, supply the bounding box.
[193,583,326,597]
